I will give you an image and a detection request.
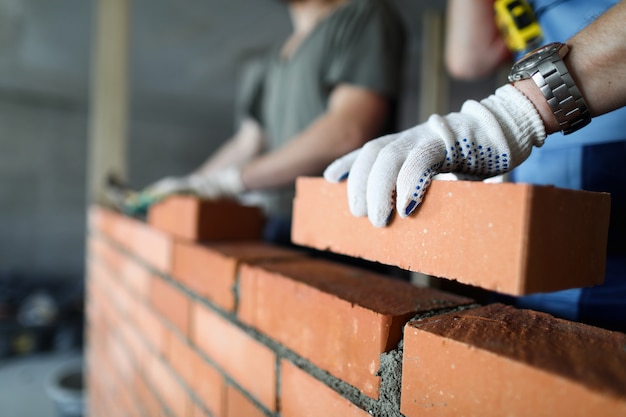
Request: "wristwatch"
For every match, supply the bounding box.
[508,42,591,135]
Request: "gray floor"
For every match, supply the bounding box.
[0,350,84,417]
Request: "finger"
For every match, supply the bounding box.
[323,149,361,183]
[346,135,396,217]
[365,136,413,227]
[395,140,446,218]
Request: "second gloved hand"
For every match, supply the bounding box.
[137,166,245,208]
[186,166,246,199]
[323,85,547,227]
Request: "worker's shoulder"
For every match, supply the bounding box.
[325,0,405,38]
[334,0,403,21]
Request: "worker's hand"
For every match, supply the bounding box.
[145,175,194,197]
[144,167,245,201]
[324,84,546,227]
[118,175,192,215]
[125,167,245,215]
[186,166,246,199]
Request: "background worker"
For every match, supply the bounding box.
[324,0,626,331]
[140,0,406,244]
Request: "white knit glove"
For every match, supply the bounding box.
[144,166,245,200]
[187,167,245,199]
[324,85,546,227]
[144,175,193,197]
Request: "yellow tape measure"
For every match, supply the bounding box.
[494,0,543,53]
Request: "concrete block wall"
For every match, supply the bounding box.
[86,182,626,417]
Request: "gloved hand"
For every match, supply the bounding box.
[186,166,246,199]
[324,84,546,227]
[125,167,245,215]
[144,175,194,197]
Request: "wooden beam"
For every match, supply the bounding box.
[87,0,130,204]
[418,10,449,122]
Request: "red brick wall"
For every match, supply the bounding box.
[86,189,626,417]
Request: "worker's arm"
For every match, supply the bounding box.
[515,0,626,133]
[445,0,511,79]
[193,118,265,175]
[325,0,626,227]
[240,83,390,190]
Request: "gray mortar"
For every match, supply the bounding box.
[374,341,404,417]
[371,304,482,417]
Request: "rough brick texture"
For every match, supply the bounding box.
[148,195,266,241]
[280,359,371,417]
[150,276,191,336]
[90,205,173,272]
[401,304,626,417]
[172,240,304,311]
[292,177,611,295]
[226,385,268,417]
[190,351,224,417]
[192,301,277,411]
[238,258,473,398]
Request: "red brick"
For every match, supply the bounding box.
[150,276,191,336]
[133,297,167,354]
[172,241,305,311]
[191,403,210,417]
[225,385,267,417]
[88,236,123,275]
[292,177,610,295]
[107,267,133,316]
[280,360,371,417]
[109,334,135,383]
[88,259,132,329]
[126,219,173,273]
[238,258,472,398]
[146,352,191,417]
[147,195,266,241]
[192,301,276,411]
[119,253,152,300]
[190,351,225,417]
[135,372,165,417]
[89,204,119,238]
[401,304,626,417]
[166,330,195,389]
[89,236,152,301]
[118,318,147,372]
[90,205,173,273]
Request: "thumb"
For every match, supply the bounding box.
[323,148,360,183]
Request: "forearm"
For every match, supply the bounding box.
[514,0,626,134]
[193,119,264,175]
[445,0,511,79]
[567,0,626,117]
[240,110,384,190]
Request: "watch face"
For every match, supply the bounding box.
[509,42,565,81]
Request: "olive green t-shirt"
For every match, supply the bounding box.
[240,0,406,217]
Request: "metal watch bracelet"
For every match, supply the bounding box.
[532,58,590,135]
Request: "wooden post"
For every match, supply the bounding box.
[87,0,130,205]
[413,9,450,287]
[418,10,449,122]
